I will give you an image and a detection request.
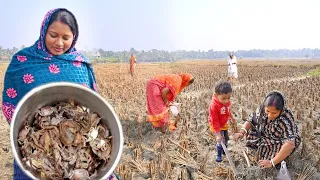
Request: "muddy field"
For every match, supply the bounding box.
[1,59,320,179]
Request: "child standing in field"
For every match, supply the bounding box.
[208,81,236,162]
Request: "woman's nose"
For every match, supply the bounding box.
[267,113,272,119]
[56,38,63,46]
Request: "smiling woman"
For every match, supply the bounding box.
[45,10,77,55]
[1,8,120,180]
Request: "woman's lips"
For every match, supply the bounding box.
[54,47,63,52]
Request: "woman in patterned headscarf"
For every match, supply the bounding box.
[2,8,119,180]
[233,91,301,169]
[146,73,194,133]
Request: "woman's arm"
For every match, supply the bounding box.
[233,121,252,141]
[161,87,171,106]
[259,140,295,168]
[242,121,252,133]
[271,110,298,165]
[272,141,295,165]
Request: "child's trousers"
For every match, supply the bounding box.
[216,130,229,162]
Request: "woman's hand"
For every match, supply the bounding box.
[233,133,244,141]
[258,160,273,169]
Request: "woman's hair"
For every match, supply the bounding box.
[264,93,284,110]
[48,9,78,37]
[215,81,232,94]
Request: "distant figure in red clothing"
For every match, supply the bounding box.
[129,53,136,76]
[208,81,236,162]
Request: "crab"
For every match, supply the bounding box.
[50,113,65,126]
[97,124,110,139]
[18,125,30,142]
[90,138,112,160]
[84,127,99,143]
[60,146,78,165]
[75,148,92,169]
[38,106,55,116]
[59,120,80,146]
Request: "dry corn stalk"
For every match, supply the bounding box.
[242,148,251,167]
[141,143,154,152]
[233,141,251,167]
[301,124,307,156]
[165,159,172,179]
[230,121,238,134]
[198,171,214,180]
[126,141,135,149]
[153,141,162,152]
[160,136,167,153]
[241,108,248,121]
[158,153,164,171]
[181,168,188,180]
[133,144,142,162]
[167,150,198,169]
[297,163,316,180]
[128,159,145,172]
[149,160,156,180]
[200,153,208,173]
[180,139,189,157]
[167,138,191,154]
[213,166,235,180]
[116,164,132,180]
[116,164,126,178]
[137,125,143,139]
[123,170,132,180]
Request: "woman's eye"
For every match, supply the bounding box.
[63,37,70,41]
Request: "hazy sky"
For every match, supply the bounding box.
[0,0,318,51]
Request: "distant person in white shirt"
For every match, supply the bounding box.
[227,52,238,81]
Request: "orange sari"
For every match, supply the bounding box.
[130,54,136,76]
[146,73,193,130]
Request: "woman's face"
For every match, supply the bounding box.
[45,21,74,55]
[264,106,281,121]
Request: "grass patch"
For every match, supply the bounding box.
[307,68,320,76]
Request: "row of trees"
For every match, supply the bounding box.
[1,45,320,63]
[80,48,320,63]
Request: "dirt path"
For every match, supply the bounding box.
[0,116,14,179]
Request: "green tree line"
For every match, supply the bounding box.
[1,46,320,63]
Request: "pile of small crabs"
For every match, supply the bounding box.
[17,101,112,180]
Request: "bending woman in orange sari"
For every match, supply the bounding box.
[130,53,136,76]
[146,73,194,132]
